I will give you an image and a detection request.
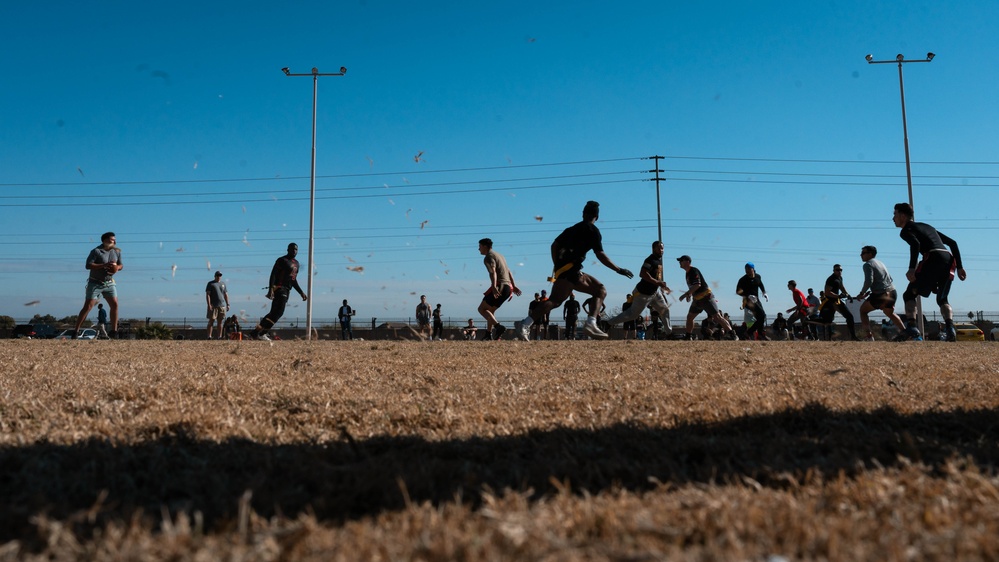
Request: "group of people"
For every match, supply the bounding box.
[507,200,966,343]
[69,202,964,343]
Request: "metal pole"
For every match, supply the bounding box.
[307,72,318,340]
[897,62,914,211]
[866,53,933,339]
[281,66,347,341]
[896,61,924,337]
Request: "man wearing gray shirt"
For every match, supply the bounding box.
[73,232,122,339]
[853,245,905,341]
[206,271,230,340]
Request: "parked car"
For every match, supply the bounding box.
[12,324,58,339]
[54,328,98,340]
[952,323,985,342]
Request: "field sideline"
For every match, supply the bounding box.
[1,340,998,561]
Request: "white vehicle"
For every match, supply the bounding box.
[54,328,98,340]
[990,327,999,342]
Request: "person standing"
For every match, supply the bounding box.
[251,243,308,341]
[853,245,906,341]
[96,303,109,340]
[338,299,355,340]
[785,280,810,340]
[73,232,122,339]
[604,241,673,338]
[892,202,967,342]
[817,264,859,341]
[415,295,432,339]
[562,293,581,340]
[676,255,737,340]
[805,288,821,340]
[514,201,633,340]
[537,289,551,339]
[476,238,522,340]
[432,303,444,341]
[736,262,769,341]
[205,271,229,340]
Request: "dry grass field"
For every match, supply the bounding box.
[1,339,998,561]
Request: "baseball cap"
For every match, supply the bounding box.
[214,271,222,277]
[676,255,691,262]
[746,262,755,269]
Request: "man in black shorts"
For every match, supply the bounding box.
[735,262,769,341]
[852,245,905,341]
[677,255,737,340]
[817,264,859,341]
[477,238,522,340]
[562,293,581,340]
[514,201,633,340]
[251,243,308,340]
[892,202,967,341]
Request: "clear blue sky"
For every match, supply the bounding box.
[2,1,997,327]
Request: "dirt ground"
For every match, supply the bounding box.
[1,339,997,561]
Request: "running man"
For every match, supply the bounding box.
[251,243,308,341]
[514,201,633,340]
[73,231,122,339]
[785,280,810,340]
[736,262,769,341]
[852,245,905,341]
[605,240,672,337]
[676,255,737,340]
[477,237,522,340]
[817,264,859,341]
[892,202,967,341]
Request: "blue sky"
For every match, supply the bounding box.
[2,1,998,328]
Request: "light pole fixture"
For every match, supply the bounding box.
[866,52,934,338]
[282,66,347,341]
[864,52,934,211]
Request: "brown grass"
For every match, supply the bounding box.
[1,339,998,561]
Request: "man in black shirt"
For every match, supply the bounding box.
[562,293,581,340]
[677,255,737,340]
[605,240,672,336]
[736,262,768,341]
[515,201,633,340]
[817,264,858,341]
[893,202,967,342]
[251,243,308,340]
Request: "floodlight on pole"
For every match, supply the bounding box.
[281,65,347,340]
[866,51,934,337]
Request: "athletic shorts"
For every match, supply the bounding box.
[86,279,117,301]
[866,289,897,309]
[208,306,227,321]
[911,251,955,298]
[689,295,720,317]
[482,284,513,308]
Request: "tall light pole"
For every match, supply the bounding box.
[282,66,346,340]
[865,52,934,211]
[866,52,934,336]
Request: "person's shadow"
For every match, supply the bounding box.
[2,403,996,547]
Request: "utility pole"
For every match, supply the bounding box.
[645,155,664,243]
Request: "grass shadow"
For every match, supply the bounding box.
[2,403,997,546]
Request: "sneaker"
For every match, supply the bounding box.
[257,332,271,341]
[864,333,876,342]
[583,320,609,339]
[493,324,506,340]
[513,319,532,341]
[893,326,922,342]
[945,325,957,342]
